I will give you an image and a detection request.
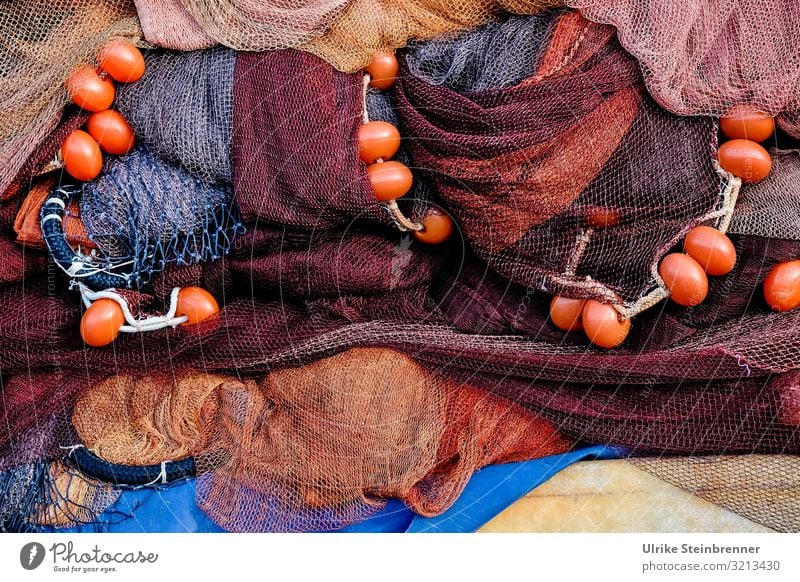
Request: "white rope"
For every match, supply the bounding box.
[59,444,86,456]
[362,73,371,124]
[78,283,188,332]
[142,462,169,486]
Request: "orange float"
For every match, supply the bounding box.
[413,208,454,244]
[365,52,399,90]
[357,121,401,164]
[98,39,146,83]
[720,108,775,143]
[658,253,709,307]
[175,287,220,325]
[717,139,772,183]
[582,300,631,349]
[86,109,136,155]
[66,65,115,112]
[61,130,103,181]
[763,260,800,312]
[366,161,413,201]
[683,226,736,276]
[80,298,125,347]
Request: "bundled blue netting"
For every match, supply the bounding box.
[80,145,243,288]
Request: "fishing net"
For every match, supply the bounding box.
[398,10,733,312]
[300,0,565,72]
[0,0,140,195]
[80,145,242,287]
[566,0,800,138]
[233,49,389,228]
[133,1,563,72]
[113,46,435,226]
[115,47,235,184]
[727,150,800,241]
[69,349,568,532]
[0,461,119,532]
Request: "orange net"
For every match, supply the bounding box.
[14,176,96,250]
[72,348,569,531]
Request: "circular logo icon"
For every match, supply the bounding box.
[20,542,46,570]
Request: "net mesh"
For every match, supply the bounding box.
[132,1,562,72]
[566,0,800,138]
[80,145,241,286]
[0,461,119,531]
[727,150,800,241]
[71,349,568,532]
[115,47,235,184]
[1,4,799,533]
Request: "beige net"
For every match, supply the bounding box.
[630,456,800,533]
[0,0,140,195]
[72,348,569,531]
[132,1,562,71]
[301,0,565,72]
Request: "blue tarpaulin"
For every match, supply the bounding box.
[54,445,622,533]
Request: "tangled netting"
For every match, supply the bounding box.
[630,456,800,533]
[0,0,140,196]
[80,146,242,287]
[566,0,800,138]
[2,7,800,533]
[111,47,435,227]
[0,461,119,532]
[399,10,733,312]
[69,349,568,532]
[133,1,564,72]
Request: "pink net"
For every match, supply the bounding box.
[567,0,800,137]
[133,0,563,71]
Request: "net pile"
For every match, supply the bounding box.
[0,0,140,196]
[630,456,800,533]
[70,349,568,532]
[566,0,800,138]
[398,10,732,312]
[0,5,799,533]
[728,150,800,241]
